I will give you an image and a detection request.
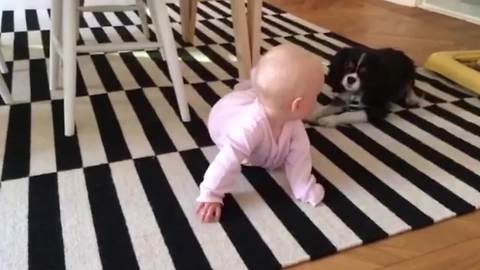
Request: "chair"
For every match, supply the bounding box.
[180,0,263,79]
[79,0,151,40]
[49,0,190,137]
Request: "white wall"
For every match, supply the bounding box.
[418,0,480,24]
[384,0,418,7]
[424,0,480,17]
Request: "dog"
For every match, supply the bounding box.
[308,47,420,127]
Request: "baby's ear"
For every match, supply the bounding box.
[291,97,304,113]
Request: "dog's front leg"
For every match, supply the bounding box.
[316,110,368,127]
[405,87,421,107]
[305,103,344,124]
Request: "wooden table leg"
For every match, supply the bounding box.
[247,0,262,66]
[231,0,252,79]
[179,0,262,80]
[180,0,198,43]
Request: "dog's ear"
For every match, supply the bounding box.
[327,47,356,92]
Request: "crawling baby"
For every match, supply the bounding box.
[196,43,326,223]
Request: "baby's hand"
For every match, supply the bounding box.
[196,202,222,223]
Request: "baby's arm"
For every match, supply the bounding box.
[198,143,247,204]
[197,143,246,223]
[284,123,325,206]
[198,123,259,211]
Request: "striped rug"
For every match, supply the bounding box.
[1,1,480,270]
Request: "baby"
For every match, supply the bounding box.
[196,44,326,223]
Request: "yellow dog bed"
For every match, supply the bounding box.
[424,50,480,94]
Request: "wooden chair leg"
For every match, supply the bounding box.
[180,0,198,44]
[247,0,262,66]
[231,0,252,79]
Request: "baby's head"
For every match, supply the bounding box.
[253,44,325,120]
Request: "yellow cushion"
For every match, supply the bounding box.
[424,50,480,94]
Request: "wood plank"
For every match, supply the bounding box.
[381,238,480,270]
[289,212,480,270]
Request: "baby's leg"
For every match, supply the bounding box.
[288,174,325,206]
[284,156,325,206]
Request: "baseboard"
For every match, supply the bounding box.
[384,0,418,7]
[418,3,480,25]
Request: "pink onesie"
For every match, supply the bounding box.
[197,81,325,206]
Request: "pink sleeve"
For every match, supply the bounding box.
[197,125,259,204]
[284,123,325,206]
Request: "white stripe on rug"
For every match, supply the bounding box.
[58,169,103,270]
[0,179,29,270]
[158,153,249,270]
[110,160,177,270]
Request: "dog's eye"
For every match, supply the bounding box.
[345,62,355,72]
[359,67,367,73]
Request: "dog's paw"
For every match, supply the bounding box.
[304,115,320,125]
[307,106,326,121]
[316,116,338,127]
[405,89,422,107]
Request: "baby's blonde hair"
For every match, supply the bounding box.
[253,44,324,111]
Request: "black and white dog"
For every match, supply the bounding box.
[309,47,420,127]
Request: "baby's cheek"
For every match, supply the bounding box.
[300,101,315,119]
[306,99,317,113]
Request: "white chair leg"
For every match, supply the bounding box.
[0,49,12,104]
[136,0,151,40]
[0,50,7,73]
[147,0,190,122]
[147,0,161,42]
[78,0,84,41]
[63,0,79,136]
[49,0,63,92]
[0,72,13,105]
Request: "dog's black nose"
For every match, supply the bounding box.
[347,76,356,84]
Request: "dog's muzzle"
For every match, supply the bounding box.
[342,73,361,92]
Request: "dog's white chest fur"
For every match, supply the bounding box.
[338,92,366,111]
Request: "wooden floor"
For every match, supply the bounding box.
[267,0,480,65]
[263,1,480,269]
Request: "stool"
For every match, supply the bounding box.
[180,0,263,79]
[49,0,190,137]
